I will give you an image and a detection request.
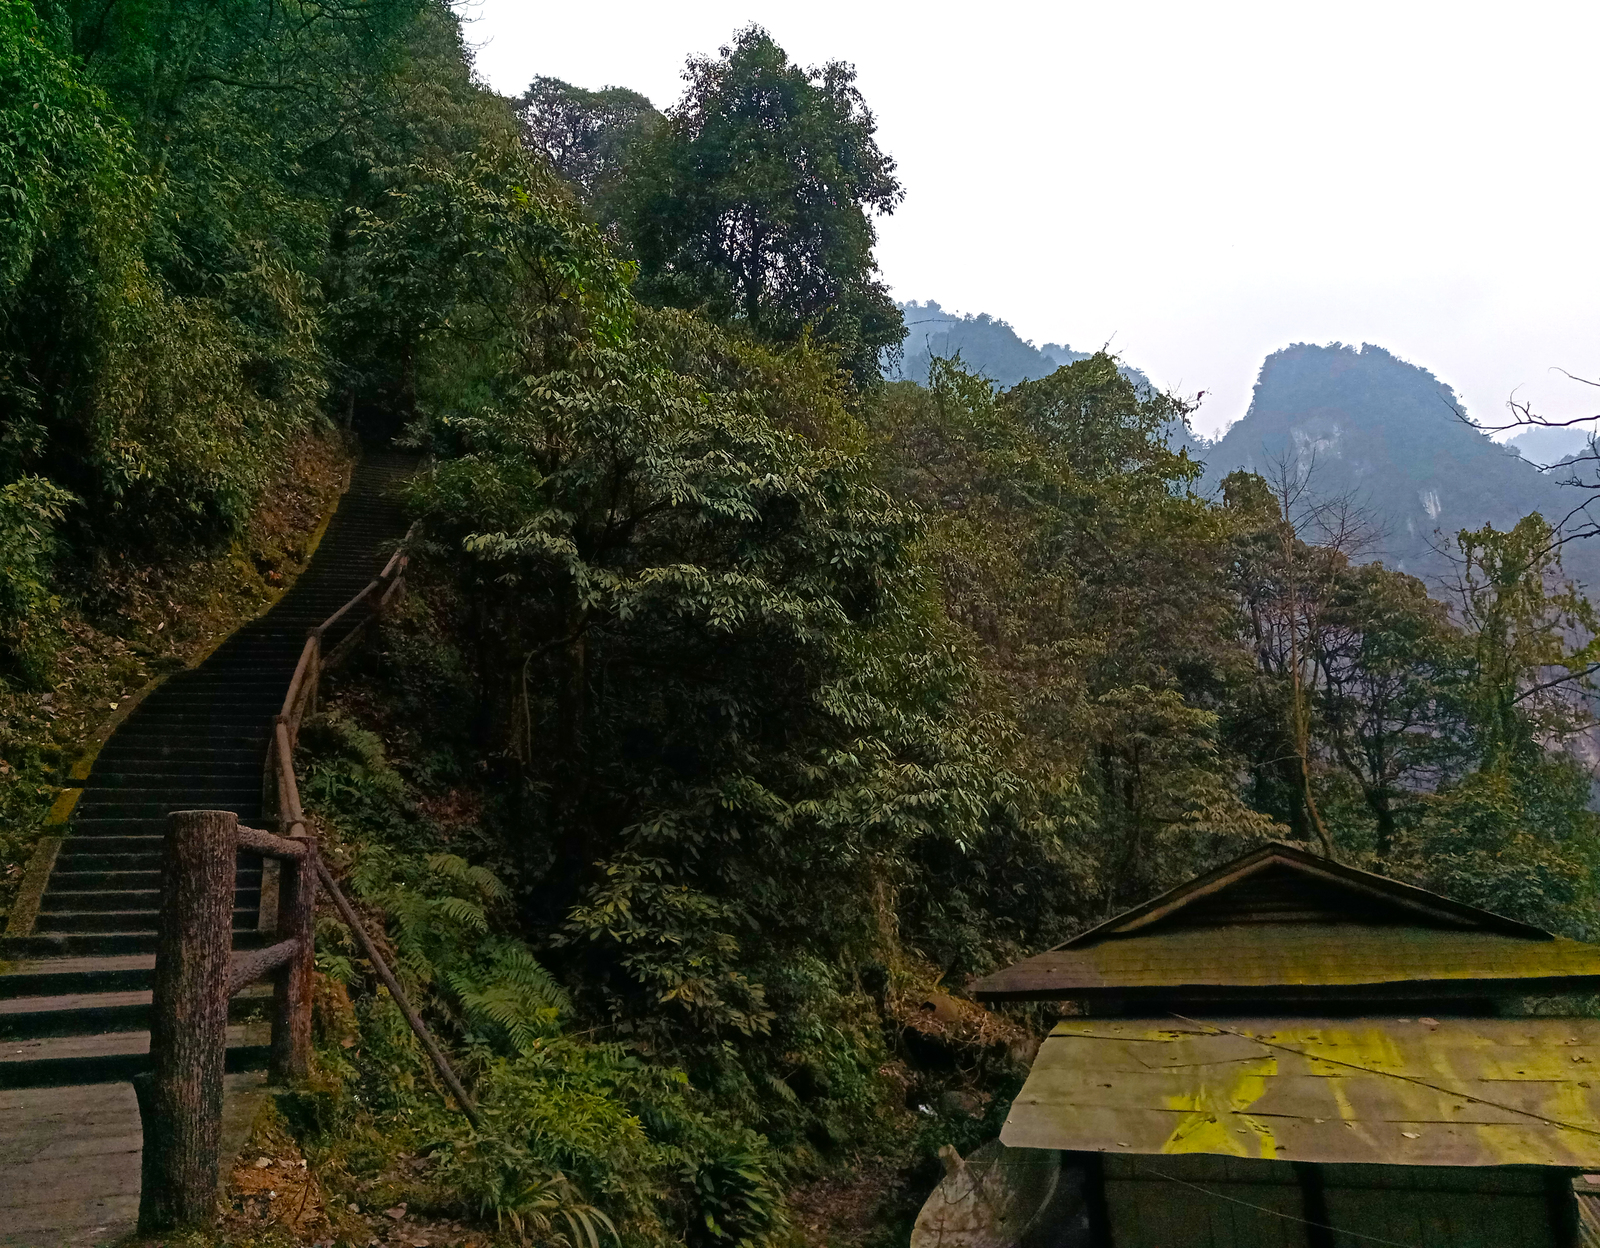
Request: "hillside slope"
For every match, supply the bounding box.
[1202,343,1600,590]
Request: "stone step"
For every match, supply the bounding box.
[51,868,260,889]
[1,930,271,959]
[73,802,260,821]
[40,888,259,913]
[54,851,164,870]
[53,851,164,873]
[47,870,162,890]
[0,983,272,1040]
[34,908,259,935]
[0,1022,271,1088]
[0,956,156,1000]
[90,739,266,760]
[89,749,264,768]
[74,787,262,804]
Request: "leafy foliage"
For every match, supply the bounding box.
[16,4,1600,1243]
[604,25,904,383]
[0,474,76,683]
[517,76,660,200]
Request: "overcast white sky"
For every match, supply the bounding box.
[463,0,1600,439]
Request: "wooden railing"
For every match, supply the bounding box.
[136,523,479,1233]
[264,529,414,840]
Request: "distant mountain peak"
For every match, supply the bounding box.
[1206,341,1600,589]
[888,299,1151,392]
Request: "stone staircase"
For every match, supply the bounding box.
[0,448,414,1090]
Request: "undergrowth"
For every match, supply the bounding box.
[285,585,1035,1248]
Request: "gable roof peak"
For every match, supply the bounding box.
[1059,840,1550,951]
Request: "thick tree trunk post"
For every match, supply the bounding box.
[135,809,235,1233]
[269,835,317,1082]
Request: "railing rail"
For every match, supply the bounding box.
[137,519,478,1235]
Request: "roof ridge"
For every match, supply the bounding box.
[1053,841,1549,953]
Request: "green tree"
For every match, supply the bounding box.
[516,76,659,199]
[1452,514,1600,764]
[1221,464,1386,857]
[872,356,1276,932]
[1313,562,1469,855]
[1271,515,1600,930]
[370,152,999,1080]
[610,26,904,384]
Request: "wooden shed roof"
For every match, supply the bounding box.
[972,841,1600,1002]
[1002,1016,1600,1168]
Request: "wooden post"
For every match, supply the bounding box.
[308,631,320,720]
[261,733,280,831]
[135,809,235,1233]
[269,834,316,1082]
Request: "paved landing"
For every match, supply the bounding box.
[0,1072,268,1247]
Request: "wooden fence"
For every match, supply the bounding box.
[135,526,479,1233]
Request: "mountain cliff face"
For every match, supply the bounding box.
[1203,343,1600,591]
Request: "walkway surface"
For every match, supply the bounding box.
[0,1071,266,1247]
[0,449,414,1246]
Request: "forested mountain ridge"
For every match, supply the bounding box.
[892,300,1093,386]
[1507,420,1599,465]
[890,299,1158,394]
[1202,343,1600,591]
[5,7,1600,1246]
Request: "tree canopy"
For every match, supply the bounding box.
[604,26,905,384]
[515,75,660,198]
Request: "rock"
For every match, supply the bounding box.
[910,1141,1084,1248]
[939,1089,986,1117]
[1006,1036,1041,1067]
[919,993,963,1025]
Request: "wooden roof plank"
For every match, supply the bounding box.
[974,927,1600,1000]
[1003,1018,1600,1168]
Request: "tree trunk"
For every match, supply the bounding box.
[1287,581,1334,860]
[136,809,235,1233]
[1368,789,1396,858]
[1291,688,1334,859]
[399,339,418,420]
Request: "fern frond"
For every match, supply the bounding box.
[432,895,490,932]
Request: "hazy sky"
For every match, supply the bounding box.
[464,1,1600,439]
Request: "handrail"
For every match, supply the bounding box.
[280,635,317,723]
[139,505,438,1234]
[229,936,301,994]
[313,577,382,641]
[377,541,407,582]
[316,858,480,1128]
[237,824,307,861]
[256,518,476,1121]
